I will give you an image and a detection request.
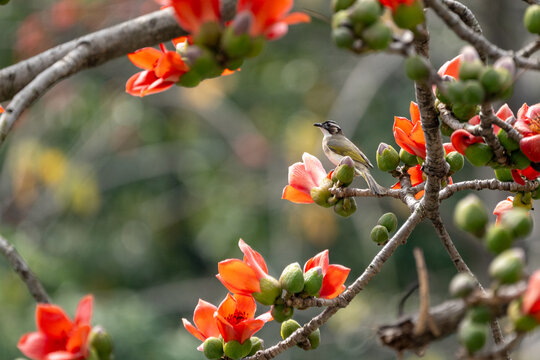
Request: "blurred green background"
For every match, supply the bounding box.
[1,0,540,359]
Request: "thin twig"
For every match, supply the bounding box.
[439,178,539,200]
[479,105,509,166]
[413,248,440,337]
[516,40,540,58]
[0,233,50,303]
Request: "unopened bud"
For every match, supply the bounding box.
[376,143,400,171]
[460,46,480,63]
[221,26,253,58]
[449,272,476,298]
[497,129,520,152]
[252,276,282,305]
[280,263,305,294]
[446,151,464,173]
[334,197,357,217]
[467,305,492,323]
[332,27,355,48]
[349,0,381,27]
[332,161,355,186]
[458,319,487,354]
[303,266,324,296]
[194,21,222,47]
[203,337,224,359]
[362,21,392,50]
[271,304,294,323]
[494,167,513,182]
[489,248,525,284]
[370,224,389,244]
[525,5,540,34]
[281,319,301,340]
[500,208,533,238]
[178,70,202,88]
[454,194,488,237]
[332,10,352,29]
[462,81,485,105]
[405,55,431,81]
[248,337,264,356]
[465,143,494,167]
[310,178,334,208]
[223,339,252,360]
[399,148,418,166]
[513,192,533,210]
[392,0,425,30]
[508,299,539,332]
[307,329,321,350]
[494,56,516,77]
[88,326,113,359]
[232,11,253,35]
[452,103,477,122]
[332,0,355,12]
[377,212,398,233]
[485,223,513,254]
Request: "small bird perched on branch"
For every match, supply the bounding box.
[314,120,384,195]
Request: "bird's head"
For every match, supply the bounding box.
[314,120,343,136]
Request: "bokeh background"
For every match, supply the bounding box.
[1,0,540,359]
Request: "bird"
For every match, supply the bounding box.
[314,120,384,195]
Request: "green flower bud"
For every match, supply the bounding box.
[349,0,381,26]
[332,27,355,48]
[392,0,425,30]
[454,194,488,237]
[399,148,418,166]
[489,248,525,284]
[376,143,400,172]
[513,192,533,210]
[248,337,264,356]
[332,161,355,186]
[449,272,476,298]
[524,5,540,34]
[501,208,533,238]
[446,151,465,173]
[465,143,494,167]
[247,36,265,58]
[186,47,222,79]
[224,339,252,360]
[226,58,244,71]
[452,103,477,122]
[494,167,513,182]
[88,326,113,360]
[441,122,454,137]
[203,337,224,359]
[281,319,302,340]
[334,197,357,217]
[485,223,513,254]
[252,276,282,305]
[497,129,520,152]
[310,178,334,208]
[280,262,305,294]
[458,319,488,353]
[371,224,389,244]
[462,80,485,105]
[459,60,484,81]
[0,0,10,5]
[405,55,431,81]
[332,0,355,12]
[480,67,504,94]
[362,21,392,50]
[377,212,398,233]
[467,305,492,323]
[446,81,465,104]
[307,329,321,350]
[510,150,531,170]
[222,27,254,58]
[271,304,294,323]
[508,299,539,332]
[194,21,222,48]
[332,10,352,28]
[86,348,100,360]
[303,266,324,296]
[178,70,202,88]
[436,85,453,106]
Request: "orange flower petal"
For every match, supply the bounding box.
[281,11,310,24]
[36,304,74,339]
[438,55,461,78]
[409,102,420,123]
[74,295,93,326]
[239,239,268,278]
[18,332,63,360]
[127,48,163,70]
[523,270,540,315]
[193,299,219,339]
[304,250,329,274]
[393,126,418,156]
[281,185,313,204]
[65,324,90,353]
[394,116,414,133]
[319,264,350,299]
[217,259,261,294]
[44,350,81,360]
[183,319,207,342]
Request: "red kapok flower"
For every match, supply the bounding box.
[160,0,221,35]
[392,164,425,199]
[393,101,426,159]
[523,270,540,322]
[126,44,189,97]
[236,0,310,40]
[18,295,93,360]
[450,129,484,155]
[304,250,350,299]
[215,293,272,344]
[282,152,329,204]
[515,103,540,162]
[438,54,461,79]
[217,239,269,295]
[493,197,514,224]
[182,299,220,350]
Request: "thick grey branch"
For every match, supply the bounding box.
[479,105,509,166]
[442,0,483,37]
[439,179,539,200]
[0,8,186,102]
[0,233,50,303]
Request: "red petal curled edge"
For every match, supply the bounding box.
[520,135,540,162]
[281,185,313,204]
[437,55,462,79]
[217,259,261,294]
[127,48,163,70]
[450,129,483,155]
[239,239,268,277]
[304,250,329,274]
[319,264,350,299]
[523,270,540,320]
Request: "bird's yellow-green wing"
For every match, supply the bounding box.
[326,137,373,168]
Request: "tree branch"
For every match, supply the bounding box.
[0,233,50,303]
[439,179,539,200]
[479,105,509,166]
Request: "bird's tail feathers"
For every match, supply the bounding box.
[358,169,385,195]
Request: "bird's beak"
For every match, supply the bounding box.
[313,123,323,128]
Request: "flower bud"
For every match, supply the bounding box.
[494,56,516,78]
[231,11,253,35]
[178,70,202,88]
[226,58,244,71]
[392,0,425,30]
[307,329,321,350]
[334,197,357,217]
[377,212,398,233]
[458,319,487,354]
[224,339,252,360]
[362,21,392,50]
[489,248,525,284]
[524,5,540,34]
[281,319,302,340]
[349,0,381,26]
[520,134,540,162]
[399,148,418,166]
[280,262,305,294]
[185,46,222,79]
[0,0,10,5]
[449,272,476,298]
[271,303,294,323]
[508,299,539,332]
[332,27,355,48]
[460,46,480,63]
[303,266,324,296]
[222,26,254,58]
[252,275,282,305]
[494,167,513,182]
[465,143,494,167]
[376,143,400,172]
[203,337,224,359]
[500,208,533,238]
[370,224,389,244]
[332,0,355,12]
[459,60,484,81]
[332,10,352,28]
[446,151,464,173]
[404,55,431,82]
[462,81,485,105]
[480,66,505,94]
[436,84,453,106]
[88,326,113,360]
[248,337,264,356]
[332,161,355,185]
[485,223,513,254]
[194,21,222,48]
[310,178,334,208]
[513,192,533,210]
[497,129,520,152]
[467,305,492,323]
[447,81,465,104]
[452,103,477,122]
[454,194,488,237]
